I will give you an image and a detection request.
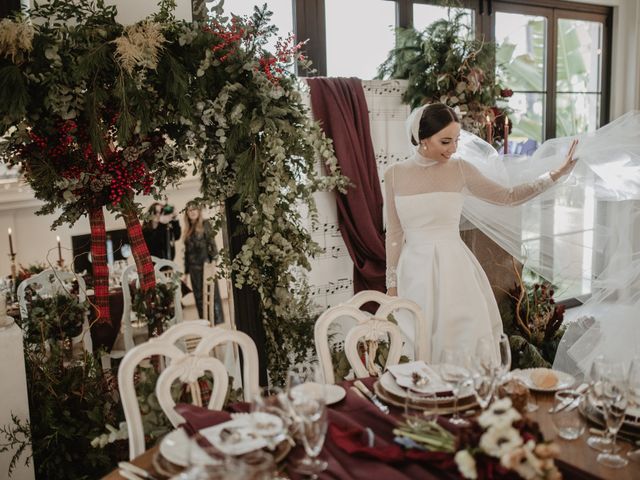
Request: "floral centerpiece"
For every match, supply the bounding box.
[377,7,512,146]
[394,398,561,479]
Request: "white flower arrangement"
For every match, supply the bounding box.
[456,397,561,480]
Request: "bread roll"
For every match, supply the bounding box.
[531,369,558,389]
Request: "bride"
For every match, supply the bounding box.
[384,103,577,362]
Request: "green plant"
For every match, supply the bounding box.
[22,294,88,345]
[500,267,567,369]
[0,346,122,479]
[377,7,511,139]
[131,281,177,336]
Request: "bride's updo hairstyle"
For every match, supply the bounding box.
[411,103,459,145]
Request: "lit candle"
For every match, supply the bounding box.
[486,115,493,145]
[56,236,62,263]
[503,116,510,154]
[8,228,14,256]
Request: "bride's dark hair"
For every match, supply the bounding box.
[412,103,459,145]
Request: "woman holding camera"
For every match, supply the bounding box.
[142,202,181,261]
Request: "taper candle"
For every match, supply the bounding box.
[486,115,493,145]
[503,116,509,154]
[56,235,62,263]
[8,228,14,256]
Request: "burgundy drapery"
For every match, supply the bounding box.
[307,77,386,294]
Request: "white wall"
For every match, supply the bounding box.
[105,0,192,24]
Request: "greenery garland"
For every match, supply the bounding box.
[0,0,347,386]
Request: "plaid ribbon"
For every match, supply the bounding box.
[122,206,156,292]
[89,207,111,324]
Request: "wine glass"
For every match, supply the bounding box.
[439,348,473,427]
[586,356,617,452]
[596,360,629,468]
[286,364,328,477]
[250,386,289,450]
[627,356,640,462]
[473,337,497,410]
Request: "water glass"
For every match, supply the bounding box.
[550,390,586,440]
[404,388,437,427]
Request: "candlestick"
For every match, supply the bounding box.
[486,115,493,145]
[503,116,510,154]
[7,228,14,256]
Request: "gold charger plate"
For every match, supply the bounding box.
[373,380,477,414]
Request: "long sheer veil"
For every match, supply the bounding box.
[408,106,640,379]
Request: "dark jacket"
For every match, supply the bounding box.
[184,220,217,274]
[143,219,181,260]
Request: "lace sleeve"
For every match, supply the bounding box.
[459,160,556,206]
[384,166,403,289]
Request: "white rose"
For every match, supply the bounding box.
[480,425,523,458]
[455,450,478,479]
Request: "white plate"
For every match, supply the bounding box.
[291,383,346,405]
[387,361,453,395]
[378,371,469,401]
[159,413,283,467]
[326,384,346,405]
[512,368,576,392]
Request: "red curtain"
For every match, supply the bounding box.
[307,77,386,294]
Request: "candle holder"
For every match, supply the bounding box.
[56,258,65,269]
[8,252,17,301]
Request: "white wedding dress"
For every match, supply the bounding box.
[385,151,558,363]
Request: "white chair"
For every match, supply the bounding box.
[118,258,183,355]
[346,291,430,361]
[118,320,260,459]
[314,290,429,384]
[17,269,93,354]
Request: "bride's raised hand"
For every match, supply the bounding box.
[550,139,579,181]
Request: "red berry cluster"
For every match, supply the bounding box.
[257,34,304,84]
[100,151,150,205]
[204,18,245,63]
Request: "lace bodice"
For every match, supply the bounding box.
[384,152,556,288]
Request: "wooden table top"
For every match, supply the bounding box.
[103,391,640,480]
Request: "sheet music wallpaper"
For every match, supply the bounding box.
[302,79,411,313]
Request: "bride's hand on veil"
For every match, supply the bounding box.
[550,139,579,181]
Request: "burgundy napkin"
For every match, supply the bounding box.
[174,403,232,435]
[328,423,406,462]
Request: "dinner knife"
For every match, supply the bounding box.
[118,462,159,480]
[353,380,390,414]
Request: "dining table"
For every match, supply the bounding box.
[103,377,640,480]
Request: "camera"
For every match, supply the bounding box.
[163,204,174,215]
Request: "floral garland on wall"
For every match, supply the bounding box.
[0,0,347,385]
